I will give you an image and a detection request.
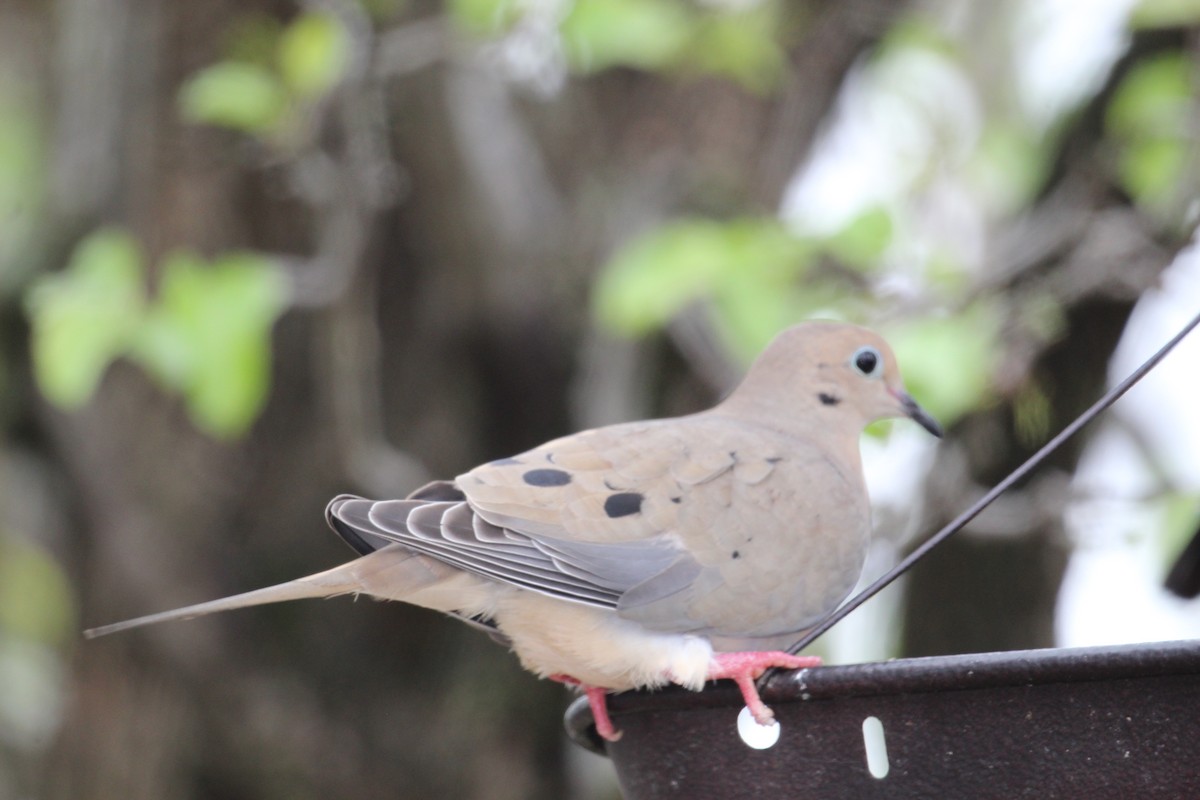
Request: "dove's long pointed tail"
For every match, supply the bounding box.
[82,577,339,639]
[84,545,463,639]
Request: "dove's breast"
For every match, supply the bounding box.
[621,431,873,641]
[488,439,870,687]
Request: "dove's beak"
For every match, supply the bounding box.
[891,389,943,438]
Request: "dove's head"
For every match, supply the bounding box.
[722,322,943,438]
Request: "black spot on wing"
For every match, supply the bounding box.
[523,468,572,487]
[819,392,840,406]
[604,492,643,518]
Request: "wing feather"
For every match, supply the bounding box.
[326,416,791,632]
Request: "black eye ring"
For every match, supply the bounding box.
[852,346,881,377]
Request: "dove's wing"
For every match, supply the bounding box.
[462,414,871,639]
[327,415,826,637]
[326,493,686,609]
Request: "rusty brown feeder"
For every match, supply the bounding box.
[565,639,1200,798]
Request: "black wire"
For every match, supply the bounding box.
[781,306,1200,659]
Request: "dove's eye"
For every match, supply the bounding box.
[852,346,881,377]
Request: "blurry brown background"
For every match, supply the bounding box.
[0,0,1198,798]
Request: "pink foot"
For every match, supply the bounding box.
[708,651,822,726]
[550,674,622,742]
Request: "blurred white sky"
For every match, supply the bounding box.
[782,0,1200,659]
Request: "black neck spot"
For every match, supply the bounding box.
[818,392,840,406]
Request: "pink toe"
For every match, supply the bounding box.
[707,651,821,725]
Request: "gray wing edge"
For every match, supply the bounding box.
[324,491,695,612]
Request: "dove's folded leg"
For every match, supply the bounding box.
[708,651,822,726]
[555,651,821,741]
[583,686,621,742]
[551,674,622,742]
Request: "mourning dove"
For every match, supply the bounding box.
[86,321,941,740]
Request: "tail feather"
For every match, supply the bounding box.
[83,578,337,639]
[84,545,453,639]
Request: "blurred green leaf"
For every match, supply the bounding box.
[449,0,520,34]
[186,252,287,437]
[563,0,693,72]
[25,229,144,407]
[1107,53,1194,211]
[708,223,833,360]
[827,206,894,270]
[968,124,1048,213]
[886,304,999,429]
[131,250,207,391]
[132,251,286,437]
[1118,138,1189,202]
[1130,0,1200,28]
[1107,53,1191,138]
[710,276,790,359]
[686,6,784,92]
[26,226,286,438]
[279,12,349,99]
[450,0,784,90]
[710,266,831,362]
[0,537,75,645]
[179,61,288,132]
[875,16,960,62]
[594,218,812,342]
[595,221,727,336]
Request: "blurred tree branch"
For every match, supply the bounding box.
[901,25,1197,657]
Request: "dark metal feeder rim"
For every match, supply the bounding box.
[565,638,1200,755]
